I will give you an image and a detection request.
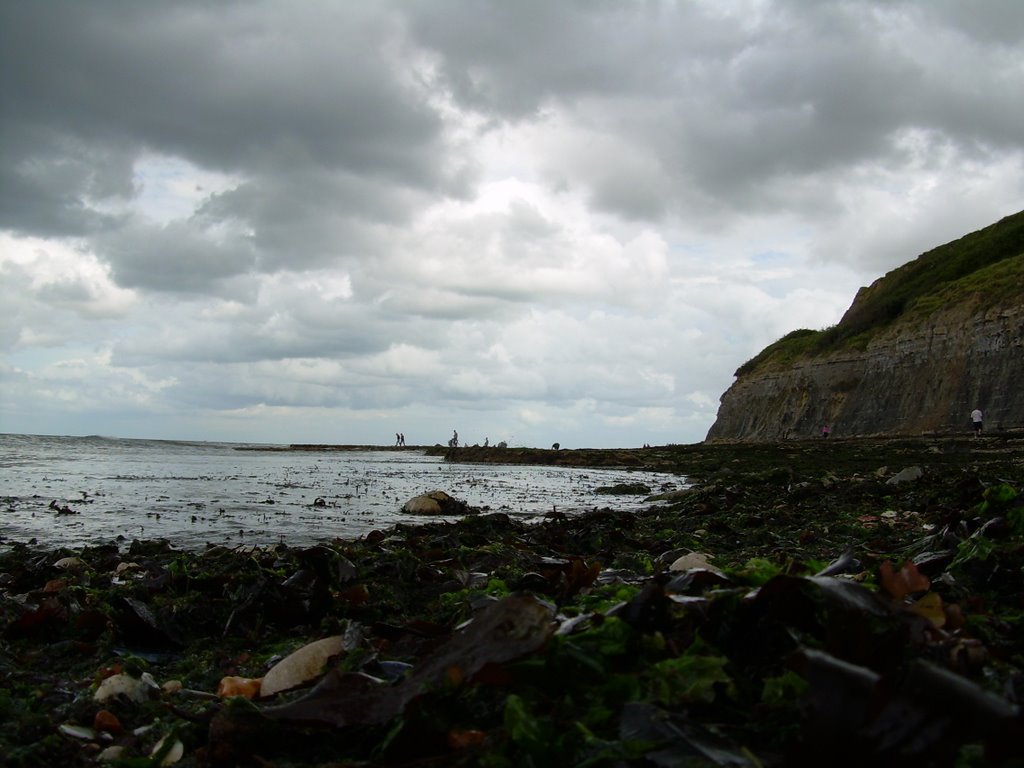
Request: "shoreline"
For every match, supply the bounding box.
[2,435,1021,766]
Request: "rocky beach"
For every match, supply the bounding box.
[2,435,1022,767]
[5,6,1024,767]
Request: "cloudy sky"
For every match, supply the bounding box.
[1,1,1022,448]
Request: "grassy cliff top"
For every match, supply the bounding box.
[737,209,1024,376]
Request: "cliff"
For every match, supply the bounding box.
[706,211,1024,441]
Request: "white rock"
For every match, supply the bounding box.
[150,736,185,765]
[668,552,725,576]
[58,723,96,740]
[886,466,923,485]
[94,673,151,704]
[260,635,346,697]
[98,745,126,762]
[54,556,85,570]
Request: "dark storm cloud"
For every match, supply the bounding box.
[194,173,416,271]
[405,1,1024,222]
[107,291,439,368]
[4,1,1022,264]
[896,0,1024,46]
[404,1,722,116]
[1,2,445,174]
[0,126,134,236]
[94,218,259,295]
[0,0,457,261]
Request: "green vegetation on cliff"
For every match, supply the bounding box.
[737,209,1024,376]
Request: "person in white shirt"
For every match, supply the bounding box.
[971,408,983,436]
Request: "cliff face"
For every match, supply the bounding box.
[706,213,1024,441]
[706,304,1023,440]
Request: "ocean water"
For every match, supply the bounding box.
[0,434,685,551]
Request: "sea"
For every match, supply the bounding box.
[0,434,685,551]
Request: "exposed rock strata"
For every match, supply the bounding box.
[707,303,1023,440]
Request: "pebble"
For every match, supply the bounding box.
[94,673,152,704]
[668,551,725,576]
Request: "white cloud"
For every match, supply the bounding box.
[1,1,1022,447]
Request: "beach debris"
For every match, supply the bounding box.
[879,559,930,601]
[218,546,361,636]
[2,444,1022,767]
[42,577,67,593]
[909,590,947,627]
[92,709,123,734]
[595,482,651,495]
[608,582,674,633]
[5,594,74,639]
[296,544,357,584]
[53,556,85,570]
[259,634,347,697]
[260,594,554,726]
[814,549,862,577]
[795,649,1020,764]
[887,465,924,485]
[646,487,694,502]
[113,561,142,576]
[217,676,263,699]
[620,701,757,767]
[115,595,184,649]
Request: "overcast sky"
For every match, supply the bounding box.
[1,1,1022,448]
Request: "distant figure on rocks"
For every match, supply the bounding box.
[971,408,983,437]
[399,433,405,446]
[395,433,401,446]
[449,430,459,448]
[821,425,831,438]
[552,442,560,450]
[484,437,489,447]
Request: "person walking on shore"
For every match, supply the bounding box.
[971,408,983,437]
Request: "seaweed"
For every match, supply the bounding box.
[1,436,1022,766]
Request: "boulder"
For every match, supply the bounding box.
[402,491,473,516]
